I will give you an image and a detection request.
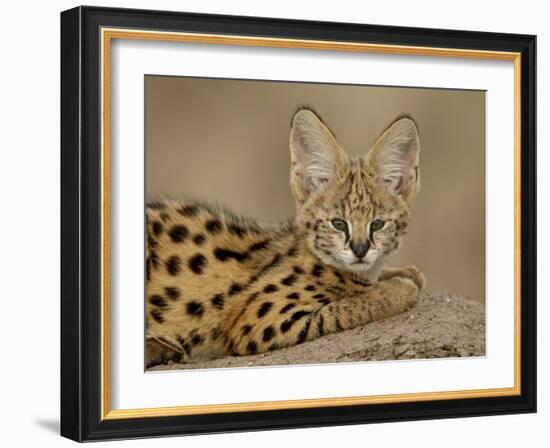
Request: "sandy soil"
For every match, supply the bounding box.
[149,292,485,371]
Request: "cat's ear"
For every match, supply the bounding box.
[366,116,420,206]
[289,108,348,204]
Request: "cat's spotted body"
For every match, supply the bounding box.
[146,109,425,367]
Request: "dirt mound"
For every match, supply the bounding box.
[150,292,485,371]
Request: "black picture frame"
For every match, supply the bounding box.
[61,5,536,442]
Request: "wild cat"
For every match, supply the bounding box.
[145,108,424,367]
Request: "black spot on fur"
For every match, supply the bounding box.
[249,274,259,283]
[291,310,312,321]
[317,314,325,335]
[165,255,181,276]
[178,205,199,217]
[242,324,253,335]
[150,309,164,323]
[147,235,158,249]
[249,240,270,252]
[211,327,222,341]
[211,293,225,310]
[247,341,258,354]
[214,248,248,262]
[257,302,273,318]
[318,298,331,305]
[297,317,312,343]
[228,223,247,238]
[189,254,207,274]
[313,293,326,300]
[152,221,163,236]
[287,246,299,257]
[164,287,180,301]
[281,273,298,286]
[149,295,167,308]
[280,303,296,314]
[281,310,311,333]
[205,219,222,234]
[148,201,166,210]
[228,283,244,296]
[268,343,279,351]
[304,284,316,291]
[186,301,204,317]
[177,335,188,351]
[150,251,159,269]
[182,342,192,355]
[312,263,324,277]
[191,333,204,346]
[293,266,305,275]
[169,224,189,243]
[286,292,300,300]
[281,319,293,333]
[262,326,276,342]
[226,339,235,354]
[263,284,278,294]
[193,233,206,245]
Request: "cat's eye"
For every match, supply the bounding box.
[370,219,385,232]
[331,218,348,233]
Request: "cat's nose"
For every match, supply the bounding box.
[350,241,370,259]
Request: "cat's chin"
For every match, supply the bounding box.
[344,262,374,274]
[327,257,375,274]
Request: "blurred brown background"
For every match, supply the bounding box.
[145,76,485,302]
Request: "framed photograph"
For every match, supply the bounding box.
[60,6,536,441]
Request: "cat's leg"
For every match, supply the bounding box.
[146,336,183,368]
[227,277,418,355]
[146,321,227,367]
[378,265,425,290]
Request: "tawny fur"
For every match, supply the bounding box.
[146,109,424,367]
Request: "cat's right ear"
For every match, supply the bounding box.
[289,108,347,205]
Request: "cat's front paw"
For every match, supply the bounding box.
[399,266,425,290]
[384,277,419,310]
[379,266,425,290]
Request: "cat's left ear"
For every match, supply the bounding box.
[366,116,420,206]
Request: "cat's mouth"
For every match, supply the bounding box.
[347,260,372,272]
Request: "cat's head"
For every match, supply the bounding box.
[290,108,420,274]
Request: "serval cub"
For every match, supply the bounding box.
[146,108,424,367]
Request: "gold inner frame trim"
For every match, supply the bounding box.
[100,27,522,420]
